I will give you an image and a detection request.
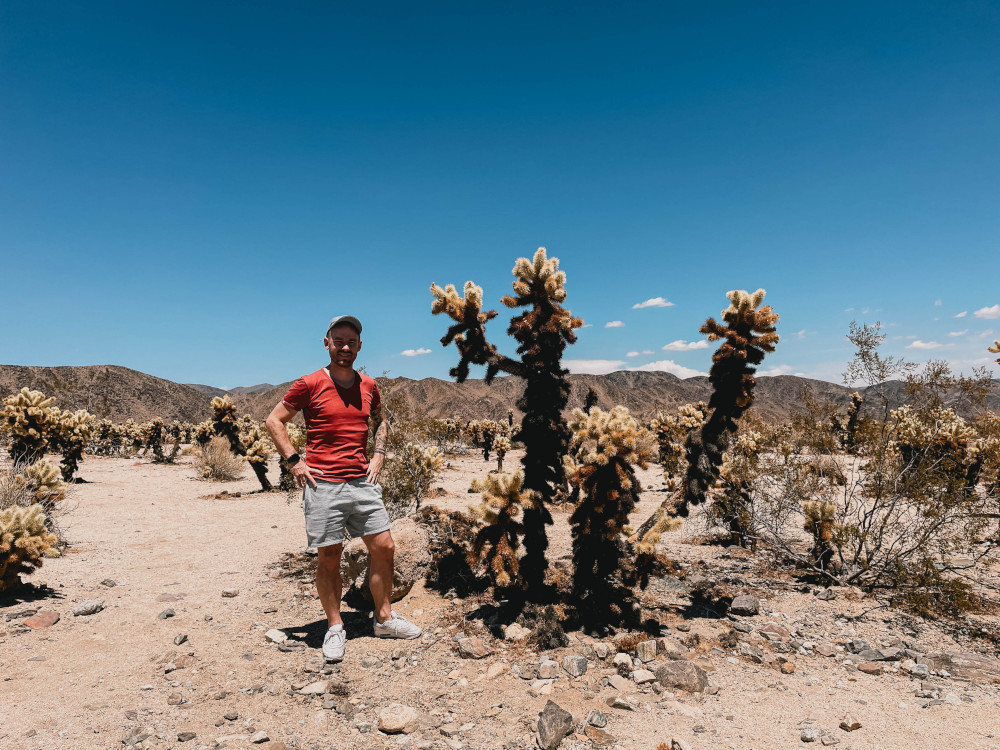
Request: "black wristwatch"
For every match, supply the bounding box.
[286,453,301,466]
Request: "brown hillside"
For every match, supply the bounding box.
[3,364,997,425]
[0,365,214,422]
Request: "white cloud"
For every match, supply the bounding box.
[642,349,653,355]
[844,307,854,313]
[907,340,942,350]
[934,299,942,307]
[626,351,640,357]
[632,297,674,309]
[974,305,1000,320]
[605,321,625,328]
[400,347,432,357]
[796,329,806,339]
[955,311,968,318]
[629,360,707,378]
[564,359,626,375]
[662,339,709,351]
[948,330,968,337]
[758,364,794,376]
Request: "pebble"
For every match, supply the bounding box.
[378,703,419,734]
[585,709,607,728]
[562,654,588,677]
[636,640,658,662]
[361,656,382,668]
[100,578,117,587]
[538,658,560,679]
[264,629,287,644]
[633,669,656,684]
[23,610,60,629]
[174,633,188,646]
[800,727,822,742]
[536,700,573,750]
[857,662,883,676]
[221,588,240,598]
[456,635,492,659]
[72,600,104,617]
[158,608,175,620]
[730,595,760,616]
[250,730,269,743]
[839,714,861,731]
[177,731,196,742]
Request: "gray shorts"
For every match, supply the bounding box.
[303,479,391,548]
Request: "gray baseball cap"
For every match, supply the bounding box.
[327,315,362,335]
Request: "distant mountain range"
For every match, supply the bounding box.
[2,364,997,425]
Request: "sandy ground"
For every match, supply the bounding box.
[2,450,999,750]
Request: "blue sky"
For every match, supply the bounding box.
[2,1,998,389]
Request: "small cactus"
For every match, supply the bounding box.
[469,471,533,590]
[0,504,58,592]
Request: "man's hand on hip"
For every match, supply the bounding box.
[367,452,384,484]
[292,462,322,488]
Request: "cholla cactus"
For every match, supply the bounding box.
[193,420,214,448]
[803,500,838,571]
[493,435,511,472]
[278,422,306,491]
[715,430,765,548]
[57,409,94,481]
[892,405,984,489]
[3,388,62,464]
[840,392,863,453]
[211,396,271,490]
[432,248,583,598]
[0,504,58,592]
[680,289,779,516]
[11,460,67,515]
[564,406,652,627]
[469,471,534,589]
[141,418,167,462]
[989,340,1000,366]
[650,402,708,480]
[583,387,599,413]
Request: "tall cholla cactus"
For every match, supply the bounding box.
[432,248,583,597]
[494,435,511,472]
[0,504,58,592]
[57,409,95,481]
[3,388,62,464]
[142,418,167,462]
[679,289,779,516]
[841,392,863,453]
[990,340,1000,365]
[469,471,532,589]
[803,500,838,571]
[210,396,271,490]
[564,406,652,627]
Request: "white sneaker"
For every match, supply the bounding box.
[373,611,422,640]
[323,624,346,662]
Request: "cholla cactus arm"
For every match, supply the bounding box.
[430,281,520,382]
[0,504,59,592]
[58,408,95,481]
[989,340,1000,365]
[680,289,779,515]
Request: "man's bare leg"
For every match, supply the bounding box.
[316,543,344,627]
[363,530,394,623]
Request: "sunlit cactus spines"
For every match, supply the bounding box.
[431,247,583,599]
[493,435,511,472]
[57,408,94,481]
[650,402,707,479]
[990,340,1000,365]
[469,471,534,590]
[0,504,58,592]
[15,460,67,511]
[564,406,652,628]
[3,388,62,465]
[679,288,779,516]
[141,418,167,462]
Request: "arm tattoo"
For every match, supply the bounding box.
[373,407,389,455]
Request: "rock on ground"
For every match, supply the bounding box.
[536,700,573,750]
[341,518,430,602]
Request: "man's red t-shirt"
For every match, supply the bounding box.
[281,369,381,482]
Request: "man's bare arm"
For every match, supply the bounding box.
[367,406,389,483]
[265,402,322,487]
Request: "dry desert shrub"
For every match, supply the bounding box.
[195,437,246,481]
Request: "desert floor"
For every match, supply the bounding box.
[2,451,999,750]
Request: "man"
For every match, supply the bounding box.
[265,315,421,662]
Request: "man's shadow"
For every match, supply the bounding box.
[281,610,373,648]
